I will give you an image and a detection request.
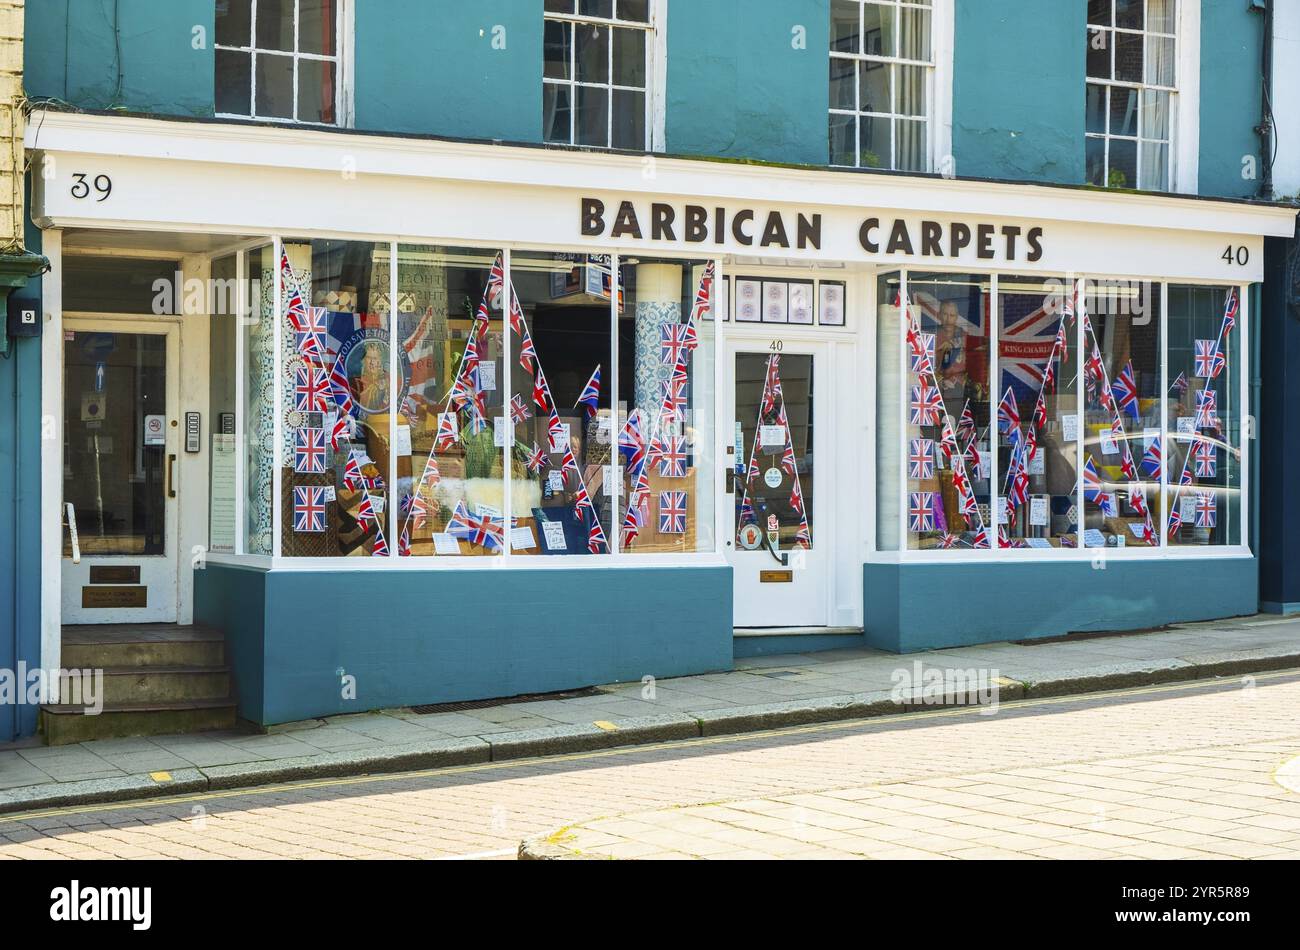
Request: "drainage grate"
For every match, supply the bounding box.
[410,686,604,715]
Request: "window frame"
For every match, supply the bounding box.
[883,265,1250,563]
[542,0,668,153]
[214,0,355,128]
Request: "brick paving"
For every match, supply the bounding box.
[1,672,1298,859]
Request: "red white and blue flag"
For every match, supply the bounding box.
[1170,371,1189,396]
[294,367,330,413]
[1195,388,1218,429]
[1194,440,1217,478]
[658,491,687,534]
[1195,492,1217,528]
[446,501,504,551]
[910,383,943,427]
[1221,288,1239,338]
[660,324,693,367]
[1112,360,1140,420]
[908,492,935,533]
[910,331,935,374]
[575,365,602,419]
[658,435,688,477]
[525,442,547,474]
[996,387,1021,439]
[999,296,1063,402]
[293,486,327,533]
[909,438,935,479]
[294,427,327,474]
[1194,340,1221,379]
[1140,436,1162,479]
[1083,455,1103,502]
[509,393,531,425]
[295,306,329,361]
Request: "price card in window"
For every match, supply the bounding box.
[759,424,784,448]
[1143,427,1159,451]
[996,504,1009,525]
[1127,521,1148,540]
[1181,494,1197,522]
[1028,447,1045,476]
[541,520,567,551]
[596,415,612,445]
[549,423,570,453]
[1060,413,1080,443]
[1029,495,1049,526]
[1099,428,1119,455]
[322,485,337,503]
[976,444,989,478]
[370,496,385,514]
[1177,416,1196,437]
[1083,528,1107,548]
[1024,537,1053,549]
[475,503,502,520]
[493,417,508,447]
[395,425,413,456]
[433,533,461,555]
[602,465,620,495]
[547,469,565,492]
[509,526,536,551]
[478,362,497,392]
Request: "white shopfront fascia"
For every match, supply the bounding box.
[26,113,1297,649]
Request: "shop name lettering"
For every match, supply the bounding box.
[580,198,1045,262]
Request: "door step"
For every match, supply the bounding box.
[61,624,225,669]
[98,666,233,705]
[40,699,237,746]
[733,626,864,638]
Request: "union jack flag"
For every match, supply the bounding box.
[525,442,547,474]
[760,356,783,416]
[660,324,693,367]
[908,438,935,479]
[509,393,531,425]
[971,526,990,549]
[409,492,432,530]
[371,530,389,557]
[294,427,327,474]
[446,501,504,551]
[1195,492,1217,528]
[294,367,330,412]
[435,411,459,450]
[1194,340,1221,378]
[532,366,552,413]
[618,410,648,474]
[1170,371,1189,396]
[1167,501,1184,537]
[517,329,537,374]
[910,383,942,427]
[1140,437,1162,479]
[295,306,329,360]
[658,491,687,533]
[575,365,602,418]
[354,491,377,525]
[397,528,411,557]
[660,374,689,419]
[658,435,688,477]
[999,295,1065,402]
[789,478,805,515]
[738,495,756,527]
[1195,388,1218,429]
[1083,455,1103,502]
[1112,360,1140,419]
[957,404,978,446]
[585,510,608,553]
[1221,288,1239,338]
[1194,440,1217,478]
[939,534,963,549]
[910,331,935,374]
[293,486,327,532]
[908,492,935,533]
[280,247,308,330]
[1119,446,1137,481]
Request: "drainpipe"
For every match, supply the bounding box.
[1253,0,1275,201]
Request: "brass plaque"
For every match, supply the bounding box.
[82,585,148,608]
[89,565,141,584]
[759,570,793,584]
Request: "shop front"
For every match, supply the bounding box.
[28,113,1296,725]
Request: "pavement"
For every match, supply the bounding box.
[2,612,1299,818]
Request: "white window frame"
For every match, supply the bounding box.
[542,0,667,153]
[828,0,943,173]
[214,0,354,128]
[1085,0,1184,192]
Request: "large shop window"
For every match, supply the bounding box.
[216,0,343,125]
[880,271,1245,555]
[830,0,934,171]
[1086,0,1177,190]
[544,0,655,150]
[236,243,716,560]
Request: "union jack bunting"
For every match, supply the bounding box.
[509,394,531,425]
[1194,439,1217,478]
[329,413,351,452]
[660,374,689,419]
[658,491,687,534]
[295,306,329,360]
[585,511,607,553]
[1221,288,1239,338]
[1167,502,1183,537]
[1085,344,1106,388]
[279,247,308,330]
[780,443,798,478]
[1170,371,1189,396]
[1140,437,1162,479]
[971,526,990,549]
[760,356,783,415]
[1053,320,1070,363]
[1195,492,1217,528]
[996,387,1020,437]
[1130,489,1148,518]
[1119,446,1137,481]
[409,493,432,530]
[525,442,547,474]
[1032,393,1048,430]
[910,383,943,427]
[790,478,805,515]
[446,501,504,551]
[1194,340,1221,378]
[1098,492,1118,518]
[939,534,962,549]
[1111,361,1140,419]
[294,427,327,474]
[370,531,389,557]
[1195,388,1218,429]
[658,435,688,477]
[910,331,935,374]
[397,528,410,557]
[1083,455,1102,502]
[957,404,977,446]
[293,486,327,533]
[738,496,756,526]
[532,366,552,413]
[435,411,459,450]
[660,324,693,367]
[1007,466,1030,509]
[908,439,935,479]
[517,329,537,374]
[618,410,648,474]
[354,491,377,525]
[575,365,602,418]
[908,492,935,533]
[294,367,330,412]
[793,523,811,550]
[965,442,983,480]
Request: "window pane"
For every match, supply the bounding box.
[896,118,927,171]
[575,85,609,146]
[395,246,505,559]
[1140,140,1169,190]
[581,0,614,17]
[255,0,294,51]
[1086,27,1112,79]
[905,274,993,550]
[897,64,926,117]
[859,60,890,114]
[876,273,901,550]
[299,0,337,56]
[830,58,856,110]
[1166,285,1241,547]
[1149,0,1177,33]
[611,88,645,149]
[830,0,860,54]
[996,276,1079,549]
[1115,30,1144,82]
[1109,85,1138,136]
[281,240,392,557]
[1146,34,1175,86]
[618,0,650,23]
[543,83,573,143]
[545,0,576,13]
[245,244,274,554]
[1108,137,1137,188]
[1086,136,1107,186]
[734,353,811,552]
[1088,0,1112,26]
[1081,279,1161,548]
[210,253,239,554]
[899,6,932,61]
[829,112,856,166]
[575,23,609,84]
[254,53,295,119]
[297,58,336,124]
[544,20,572,80]
[860,114,890,168]
[216,0,252,47]
[611,27,646,87]
[215,49,252,115]
[1141,88,1171,140]
[862,2,897,58]
[1086,83,1107,135]
[1115,0,1143,30]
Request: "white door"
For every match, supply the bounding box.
[724,339,831,627]
[61,319,181,623]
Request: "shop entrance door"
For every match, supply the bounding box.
[725,340,830,627]
[61,319,181,623]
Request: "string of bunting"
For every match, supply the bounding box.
[734,352,812,549]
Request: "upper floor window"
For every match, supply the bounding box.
[829,0,934,172]
[215,0,345,125]
[1086,0,1177,190]
[543,0,658,150]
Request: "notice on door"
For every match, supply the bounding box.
[143,414,166,446]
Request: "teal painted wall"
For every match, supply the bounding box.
[666,0,829,165]
[195,564,733,725]
[354,0,542,142]
[1198,0,1263,198]
[863,558,1259,653]
[25,0,214,116]
[952,0,1086,184]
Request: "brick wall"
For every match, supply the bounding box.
[0,0,22,251]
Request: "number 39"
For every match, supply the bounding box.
[71,173,112,202]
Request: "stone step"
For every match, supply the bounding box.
[96,666,232,705]
[40,699,238,746]
[61,629,225,670]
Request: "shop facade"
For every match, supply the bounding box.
[24,110,1296,726]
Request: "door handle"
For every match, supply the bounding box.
[166,454,177,498]
[762,529,789,567]
[64,502,80,564]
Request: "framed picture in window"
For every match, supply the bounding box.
[705,276,729,321]
[735,278,762,322]
[819,281,846,326]
[762,281,789,323]
[788,281,814,324]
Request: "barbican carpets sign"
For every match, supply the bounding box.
[580,197,1045,264]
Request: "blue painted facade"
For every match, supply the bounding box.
[4,2,1295,738]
